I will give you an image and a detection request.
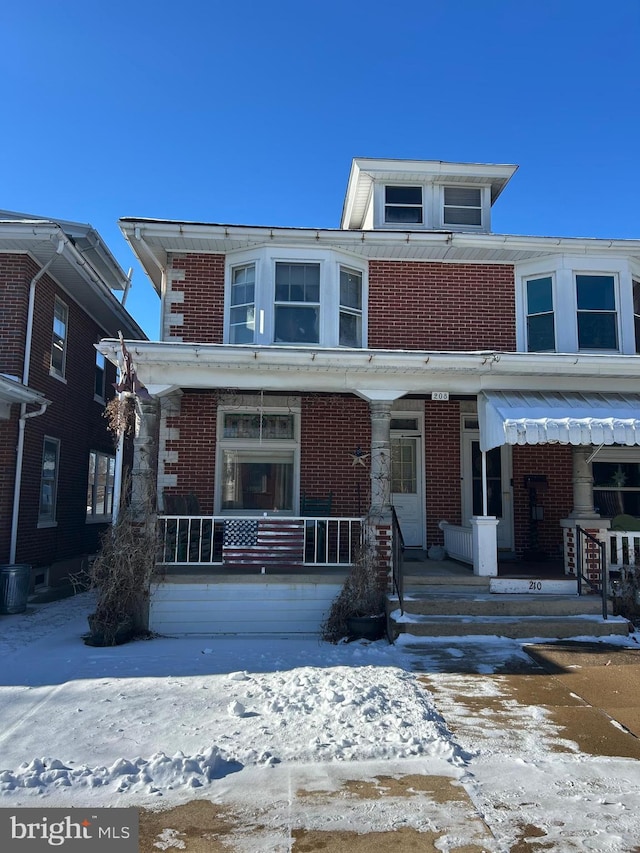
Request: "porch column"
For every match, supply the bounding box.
[569,448,599,519]
[369,400,393,511]
[471,516,499,576]
[132,396,160,518]
[560,447,610,581]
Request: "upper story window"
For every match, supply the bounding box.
[225,249,367,348]
[95,350,106,400]
[526,276,555,352]
[516,258,638,354]
[339,267,363,347]
[634,280,640,355]
[377,183,490,231]
[443,187,483,227]
[384,186,423,224]
[229,263,256,344]
[576,274,618,350]
[274,263,320,344]
[51,297,68,378]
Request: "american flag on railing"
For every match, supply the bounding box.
[222,518,305,569]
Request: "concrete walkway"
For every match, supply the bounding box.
[139,639,640,852]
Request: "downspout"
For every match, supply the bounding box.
[9,239,63,563]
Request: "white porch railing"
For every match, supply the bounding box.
[607,530,640,571]
[438,520,473,565]
[157,515,362,568]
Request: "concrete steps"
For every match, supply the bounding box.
[388,582,629,639]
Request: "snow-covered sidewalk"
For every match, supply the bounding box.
[1,592,639,851]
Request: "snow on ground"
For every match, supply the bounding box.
[1,591,640,851]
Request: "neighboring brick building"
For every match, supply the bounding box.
[99,157,640,633]
[0,212,146,593]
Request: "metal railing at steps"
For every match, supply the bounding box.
[390,505,405,616]
[576,525,608,621]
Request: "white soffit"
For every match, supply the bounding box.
[479,390,640,451]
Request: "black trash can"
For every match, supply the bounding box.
[0,564,32,614]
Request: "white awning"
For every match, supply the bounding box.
[478,390,640,451]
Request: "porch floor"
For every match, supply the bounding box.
[403,555,566,584]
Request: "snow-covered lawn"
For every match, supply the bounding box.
[1,591,639,851]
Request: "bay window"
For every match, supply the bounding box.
[225,250,367,347]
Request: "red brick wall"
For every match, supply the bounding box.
[164,391,218,513]
[368,261,516,351]
[300,395,371,516]
[512,445,573,559]
[0,255,31,376]
[425,401,462,546]
[0,258,120,569]
[168,254,225,342]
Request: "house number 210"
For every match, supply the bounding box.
[529,581,543,591]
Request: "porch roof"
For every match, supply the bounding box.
[479,390,640,451]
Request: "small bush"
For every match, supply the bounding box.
[321,538,386,643]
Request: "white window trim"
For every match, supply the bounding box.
[224,248,367,348]
[523,272,557,353]
[437,184,489,231]
[50,297,69,380]
[94,349,107,403]
[215,401,301,515]
[374,182,492,231]
[383,185,424,226]
[515,256,636,354]
[86,450,116,522]
[38,436,60,527]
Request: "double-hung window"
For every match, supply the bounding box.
[384,186,423,224]
[274,263,320,344]
[339,267,363,347]
[576,274,618,350]
[230,263,256,343]
[39,437,60,524]
[219,410,298,513]
[443,187,482,227]
[87,451,116,520]
[634,280,640,354]
[526,276,555,352]
[51,297,68,378]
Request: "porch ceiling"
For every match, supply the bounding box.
[479,390,640,451]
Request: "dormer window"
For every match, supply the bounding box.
[443,187,482,227]
[384,186,423,224]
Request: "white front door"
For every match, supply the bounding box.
[390,415,425,549]
[462,428,514,552]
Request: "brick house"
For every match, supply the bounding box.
[99,158,640,634]
[0,212,146,595]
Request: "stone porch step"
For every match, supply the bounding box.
[388,610,630,639]
[395,589,604,617]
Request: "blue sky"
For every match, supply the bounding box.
[2,0,639,338]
